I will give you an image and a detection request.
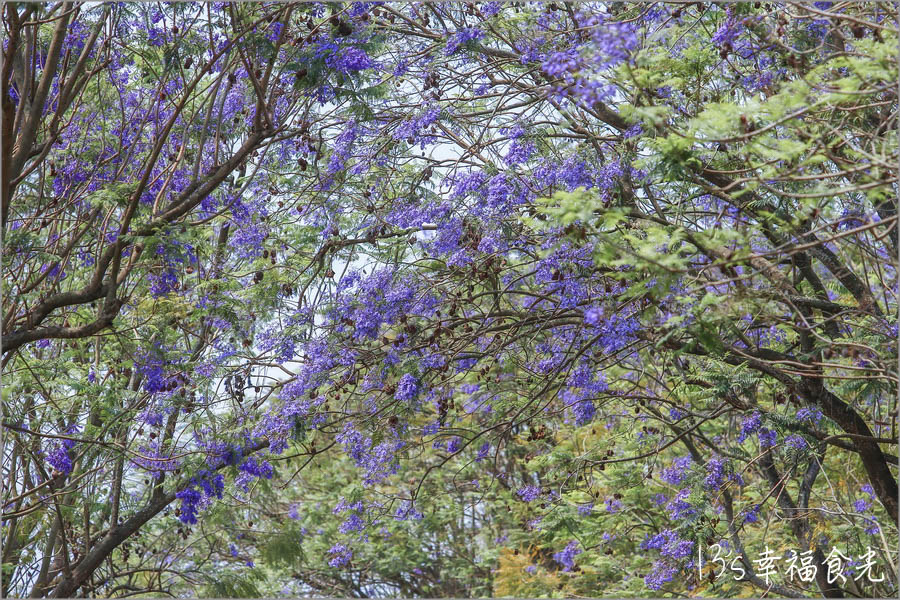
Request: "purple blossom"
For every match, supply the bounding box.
[336,422,404,485]
[711,10,741,47]
[665,488,696,521]
[606,497,623,513]
[704,457,726,490]
[738,411,761,443]
[505,137,535,166]
[175,488,203,525]
[395,500,423,521]
[450,170,487,199]
[641,528,695,589]
[572,399,596,426]
[393,106,440,148]
[517,485,541,503]
[476,442,490,462]
[148,267,178,297]
[174,470,225,524]
[445,436,462,454]
[742,504,761,524]
[584,306,603,326]
[46,444,74,475]
[624,123,643,138]
[327,543,352,568]
[395,374,420,401]
[339,513,366,533]
[542,50,579,78]
[238,456,274,480]
[785,434,807,450]
[327,121,358,175]
[758,428,777,448]
[327,47,376,73]
[796,407,823,424]
[552,540,581,572]
[641,530,694,561]
[46,425,80,475]
[266,21,283,43]
[644,561,677,590]
[445,27,484,56]
[660,456,692,486]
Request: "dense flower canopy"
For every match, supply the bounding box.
[2,2,898,598]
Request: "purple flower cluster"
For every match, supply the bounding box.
[704,457,727,490]
[742,504,762,524]
[46,425,81,475]
[505,139,536,166]
[665,489,696,521]
[327,47,376,73]
[445,436,462,454]
[640,529,695,590]
[542,50,579,78]
[758,428,777,448]
[585,14,639,69]
[339,513,366,534]
[644,561,677,590]
[796,407,823,424]
[46,440,75,475]
[327,543,352,568]
[131,441,181,479]
[711,9,741,47]
[737,411,761,443]
[584,306,603,326]
[238,456,274,480]
[572,399,596,426]
[785,434,807,450]
[394,500,423,521]
[458,440,483,464]
[856,485,880,535]
[552,540,582,572]
[176,470,225,524]
[395,374,420,401]
[660,456,692,486]
[517,485,541,503]
[445,27,484,56]
[327,121,359,176]
[392,106,440,148]
[336,422,404,485]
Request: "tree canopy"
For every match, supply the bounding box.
[2,2,898,597]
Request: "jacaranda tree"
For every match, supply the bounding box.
[2,2,897,597]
